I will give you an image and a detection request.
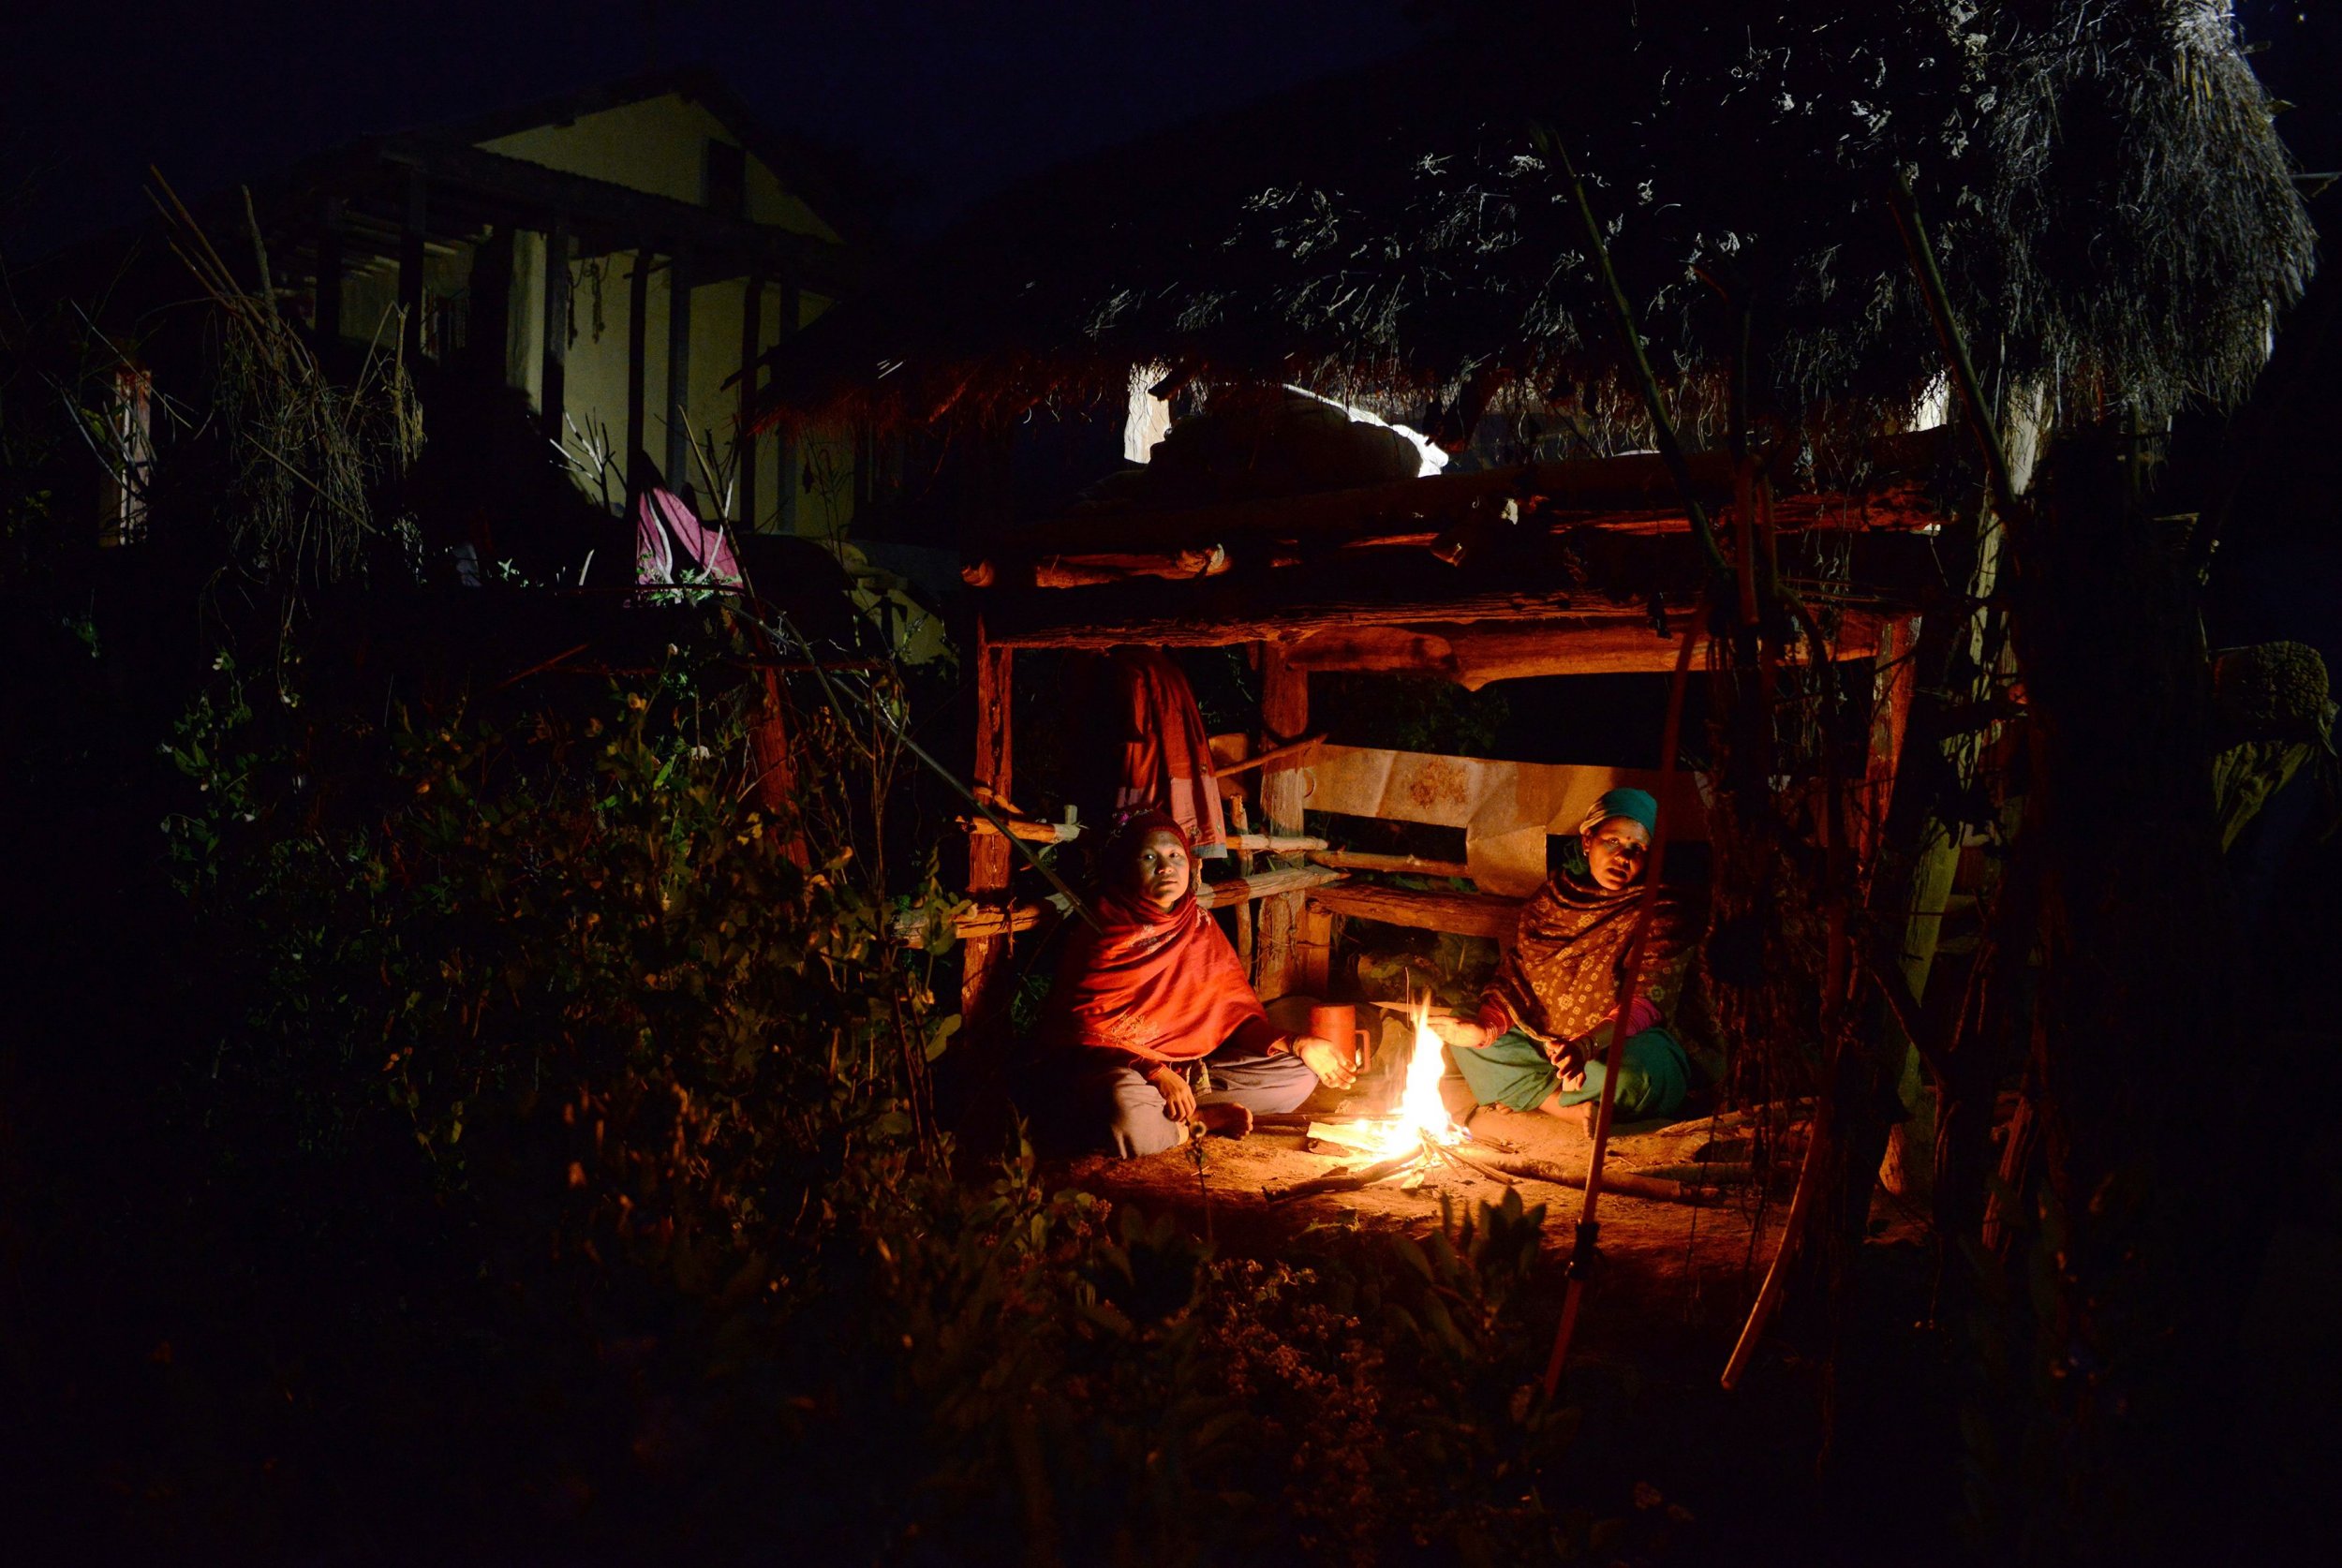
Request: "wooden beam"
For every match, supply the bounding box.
[1211,732,1326,778]
[665,252,694,490]
[996,434,1951,561]
[539,218,571,444]
[964,813,1327,854]
[948,865,1345,940]
[1308,883,1526,941]
[1278,608,1893,684]
[961,813,1084,844]
[1198,865,1344,909]
[1022,548,1231,589]
[1308,850,1474,880]
[984,549,1588,648]
[951,903,1048,941]
[965,546,1233,589]
[977,507,1950,654]
[1227,833,1328,854]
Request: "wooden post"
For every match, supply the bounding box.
[736,269,762,529]
[314,197,344,345]
[665,252,694,492]
[467,226,514,381]
[751,668,810,871]
[776,276,801,533]
[1855,614,1921,880]
[962,633,1015,1038]
[1863,611,1932,1203]
[1254,644,1311,998]
[1293,905,1335,996]
[1229,791,1256,968]
[397,167,427,364]
[539,219,571,445]
[626,249,651,469]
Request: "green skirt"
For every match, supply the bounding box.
[1450,1025,1689,1120]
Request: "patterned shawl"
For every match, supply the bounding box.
[1040,812,1269,1063]
[1485,851,1694,1042]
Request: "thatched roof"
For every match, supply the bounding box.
[754,2,2313,455]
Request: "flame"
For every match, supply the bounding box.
[1369,994,1460,1156]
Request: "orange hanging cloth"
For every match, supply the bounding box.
[1108,647,1229,858]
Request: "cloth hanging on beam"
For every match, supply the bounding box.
[1109,647,1229,857]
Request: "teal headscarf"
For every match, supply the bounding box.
[1579,786,1658,838]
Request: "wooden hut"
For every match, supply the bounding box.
[747,3,2313,1043]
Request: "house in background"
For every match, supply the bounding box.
[55,67,869,549]
[306,68,867,539]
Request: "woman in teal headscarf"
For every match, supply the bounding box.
[1428,788,1695,1128]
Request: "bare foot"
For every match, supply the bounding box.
[1538,1094,1594,1137]
[1195,1102,1253,1139]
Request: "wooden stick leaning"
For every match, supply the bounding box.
[1212,732,1327,779]
[1719,603,1856,1392]
[1540,593,1703,1400]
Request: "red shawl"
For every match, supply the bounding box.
[1041,813,1274,1064]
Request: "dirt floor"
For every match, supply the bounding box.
[1042,1061,1960,1561]
[1045,1047,1891,1354]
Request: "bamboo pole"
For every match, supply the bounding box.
[1306,850,1474,880]
[1541,591,1703,1398]
[1720,600,1858,1391]
[1886,174,2025,530]
[1550,136,1731,581]
[1472,1152,1756,1206]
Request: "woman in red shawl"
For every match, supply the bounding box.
[1039,811,1356,1157]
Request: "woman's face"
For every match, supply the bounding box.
[1582,816,1652,893]
[1129,828,1192,910]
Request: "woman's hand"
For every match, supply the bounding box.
[1149,1065,1197,1122]
[1426,1015,1490,1051]
[1291,1034,1357,1090]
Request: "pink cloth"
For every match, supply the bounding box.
[634,485,743,587]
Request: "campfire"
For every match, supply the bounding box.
[1268,997,1518,1201]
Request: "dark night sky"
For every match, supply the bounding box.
[2,0,1426,258]
[7,3,2335,256]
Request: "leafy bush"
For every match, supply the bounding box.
[162,638,961,1284]
[136,633,1677,1563]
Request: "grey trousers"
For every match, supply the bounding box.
[1070,1045,1320,1158]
